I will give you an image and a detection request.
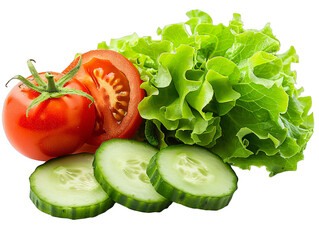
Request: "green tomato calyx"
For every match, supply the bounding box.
[6,56,94,117]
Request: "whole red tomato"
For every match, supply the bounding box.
[3,59,95,161]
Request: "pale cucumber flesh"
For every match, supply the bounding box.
[29,153,114,219]
[147,145,238,210]
[94,139,171,212]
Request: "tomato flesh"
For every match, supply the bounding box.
[84,58,131,141]
[2,73,96,161]
[63,50,144,149]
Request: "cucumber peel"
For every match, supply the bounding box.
[29,153,114,219]
[147,145,238,210]
[93,139,171,212]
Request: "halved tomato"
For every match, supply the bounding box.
[63,50,144,150]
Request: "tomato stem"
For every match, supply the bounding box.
[7,56,94,117]
[45,73,59,93]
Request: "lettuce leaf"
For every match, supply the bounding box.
[98,10,313,176]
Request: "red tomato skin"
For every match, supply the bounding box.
[63,50,145,149]
[2,72,96,161]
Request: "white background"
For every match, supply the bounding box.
[0,0,318,239]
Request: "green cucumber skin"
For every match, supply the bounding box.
[29,153,115,220]
[93,140,171,213]
[147,146,238,210]
[94,162,171,212]
[29,188,114,219]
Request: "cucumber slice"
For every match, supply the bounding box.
[147,145,238,210]
[29,153,114,219]
[94,139,171,212]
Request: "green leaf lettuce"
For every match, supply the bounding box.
[98,10,314,176]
